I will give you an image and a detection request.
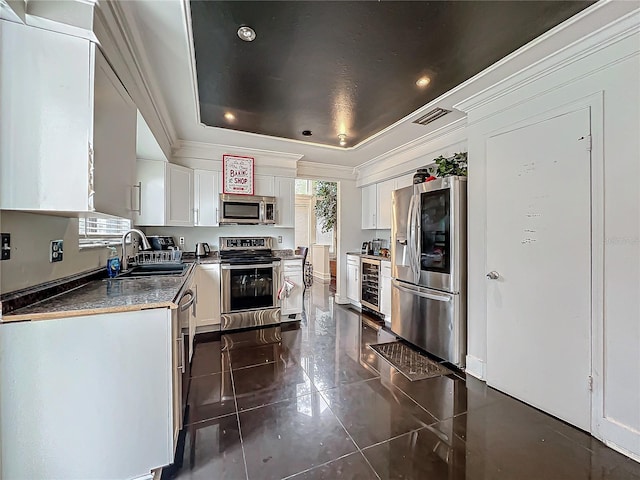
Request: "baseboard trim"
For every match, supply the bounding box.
[313,272,331,283]
[465,355,486,380]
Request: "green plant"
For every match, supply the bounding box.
[314,181,337,233]
[429,151,468,177]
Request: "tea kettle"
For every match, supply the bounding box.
[195,242,211,258]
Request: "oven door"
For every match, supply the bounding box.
[413,176,466,293]
[221,262,281,313]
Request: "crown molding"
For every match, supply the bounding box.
[354,117,467,186]
[172,139,303,170]
[454,5,640,113]
[93,0,177,159]
[297,161,356,181]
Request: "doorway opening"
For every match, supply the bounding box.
[294,179,337,293]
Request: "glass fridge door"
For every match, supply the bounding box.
[419,189,451,275]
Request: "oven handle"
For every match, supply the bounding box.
[221,262,281,270]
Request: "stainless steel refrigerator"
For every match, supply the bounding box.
[391,176,467,367]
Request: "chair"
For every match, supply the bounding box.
[295,246,312,289]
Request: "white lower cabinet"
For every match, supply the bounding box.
[380,260,392,320]
[281,259,303,315]
[0,309,175,479]
[346,254,361,304]
[195,264,221,327]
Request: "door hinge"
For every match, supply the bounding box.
[579,134,592,151]
[588,375,593,391]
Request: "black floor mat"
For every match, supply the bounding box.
[369,341,453,381]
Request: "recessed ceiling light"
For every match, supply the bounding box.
[237,26,256,42]
[416,76,431,88]
[338,134,347,147]
[302,130,312,136]
[224,112,235,121]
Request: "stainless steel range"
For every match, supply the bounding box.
[219,236,282,331]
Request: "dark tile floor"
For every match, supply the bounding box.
[172,284,640,480]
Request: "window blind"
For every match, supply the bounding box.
[79,217,132,247]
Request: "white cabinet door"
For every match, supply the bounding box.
[171,307,184,451]
[194,170,220,226]
[282,259,303,315]
[195,265,221,327]
[135,159,166,226]
[0,22,91,212]
[376,179,395,230]
[361,184,377,229]
[0,309,174,479]
[0,23,137,218]
[166,164,194,226]
[254,174,275,196]
[275,177,295,227]
[346,255,361,302]
[92,48,136,219]
[380,261,392,318]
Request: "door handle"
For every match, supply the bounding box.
[486,271,500,280]
[392,279,452,302]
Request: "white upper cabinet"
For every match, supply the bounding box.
[193,170,220,226]
[0,21,136,218]
[361,173,416,230]
[254,174,275,196]
[376,179,395,230]
[135,160,194,227]
[361,184,377,229]
[275,177,295,228]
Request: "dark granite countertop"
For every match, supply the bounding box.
[3,263,197,323]
[346,252,391,261]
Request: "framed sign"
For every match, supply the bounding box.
[223,154,254,195]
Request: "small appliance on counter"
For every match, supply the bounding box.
[147,235,177,251]
[195,242,211,258]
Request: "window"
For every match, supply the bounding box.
[295,179,313,195]
[79,217,132,248]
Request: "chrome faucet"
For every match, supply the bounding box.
[121,229,151,272]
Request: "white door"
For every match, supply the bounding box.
[275,177,295,227]
[486,107,592,431]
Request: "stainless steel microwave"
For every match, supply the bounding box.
[219,194,276,225]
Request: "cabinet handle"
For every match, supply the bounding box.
[194,208,199,225]
[177,336,185,373]
[193,285,198,317]
[215,207,219,224]
[131,182,142,214]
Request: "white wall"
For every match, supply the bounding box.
[0,211,117,294]
[461,20,640,459]
[335,179,370,304]
[143,225,295,253]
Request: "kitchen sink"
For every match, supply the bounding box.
[115,263,190,278]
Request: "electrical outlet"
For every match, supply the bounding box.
[50,239,63,263]
[1,233,10,260]
[277,236,283,244]
[179,237,185,246]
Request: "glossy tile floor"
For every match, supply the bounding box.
[172,284,640,480]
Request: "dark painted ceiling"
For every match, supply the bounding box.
[190,1,592,148]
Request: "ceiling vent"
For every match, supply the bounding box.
[413,107,451,126]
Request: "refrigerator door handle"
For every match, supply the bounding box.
[392,279,452,302]
[410,195,421,284]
